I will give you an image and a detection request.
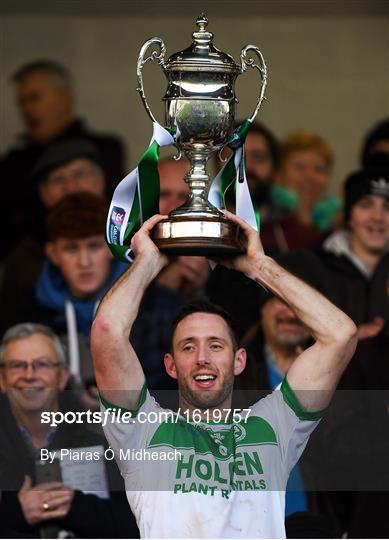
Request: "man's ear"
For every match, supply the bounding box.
[45,242,59,265]
[233,348,247,376]
[164,353,178,380]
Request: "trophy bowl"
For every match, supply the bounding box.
[137,14,267,255]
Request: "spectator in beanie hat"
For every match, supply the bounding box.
[27,138,106,240]
[31,138,106,209]
[319,168,389,335]
[344,168,389,225]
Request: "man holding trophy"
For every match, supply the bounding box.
[92,16,357,538]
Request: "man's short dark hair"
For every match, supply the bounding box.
[248,121,280,168]
[236,120,280,168]
[361,118,389,167]
[170,300,239,352]
[47,192,108,241]
[11,60,73,89]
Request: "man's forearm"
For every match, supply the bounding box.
[92,216,169,402]
[96,253,163,334]
[248,255,354,343]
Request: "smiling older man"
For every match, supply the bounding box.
[0,322,138,538]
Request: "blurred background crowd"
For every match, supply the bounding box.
[0,1,388,538]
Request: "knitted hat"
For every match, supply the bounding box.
[344,168,389,223]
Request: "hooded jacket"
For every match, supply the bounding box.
[34,259,127,384]
[35,258,182,391]
[319,229,389,331]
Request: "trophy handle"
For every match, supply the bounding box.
[137,37,167,124]
[240,44,268,122]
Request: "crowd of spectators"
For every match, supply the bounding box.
[0,60,388,538]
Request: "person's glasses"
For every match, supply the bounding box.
[46,165,99,188]
[0,359,61,374]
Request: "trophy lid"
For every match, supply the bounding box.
[164,14,241,73]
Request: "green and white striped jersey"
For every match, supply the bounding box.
[101,378,323,538]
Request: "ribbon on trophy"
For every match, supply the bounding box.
[208,119,260,232]
[106,122,174,262]
[106,119,259,263]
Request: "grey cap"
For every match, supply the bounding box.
[31,139,101,184]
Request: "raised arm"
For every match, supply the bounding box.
[218,211,358,411]
[91,215,169,409]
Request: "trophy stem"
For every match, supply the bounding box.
[170,147,221,218]
[153,146,245,255]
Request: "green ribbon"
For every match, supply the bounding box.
[106,123,174,263]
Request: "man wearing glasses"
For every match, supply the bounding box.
[0,323,138,538]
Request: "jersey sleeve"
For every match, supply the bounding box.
[99,384,165,475]
[249,377,326,477]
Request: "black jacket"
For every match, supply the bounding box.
[319,248,389,331]
[0,235,45,338]
[0,394,139,538]
[304,334,389,538]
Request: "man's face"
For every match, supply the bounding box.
[278,150,329,207]
[39,158,106,209]
[164,313,246,410]
[46,236,112,298]
[349,195,389,255]
[0,334,68,414]
[16,71,73,142]
[158,160,190,215]
[245,132,275,202]
[261,298,310,351]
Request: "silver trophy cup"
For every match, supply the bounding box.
[137,14,267,255]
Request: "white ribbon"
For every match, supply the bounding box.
[106,122,174,256]
[208,147,258,230]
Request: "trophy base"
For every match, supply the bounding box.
[152,216,245,256]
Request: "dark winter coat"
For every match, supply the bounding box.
[319,230,389,332]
